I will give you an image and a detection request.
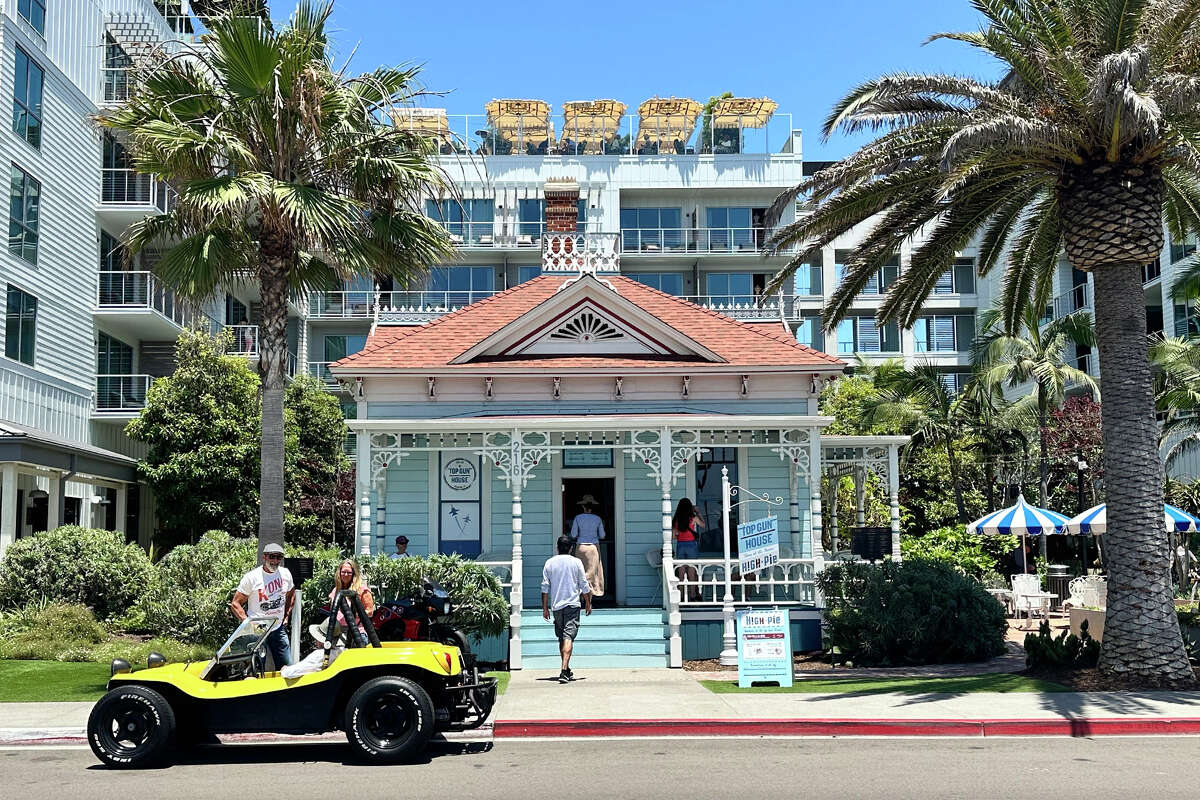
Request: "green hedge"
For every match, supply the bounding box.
[817,560,1008,666]
[0,527,153,620]
[900,525,1017,580]
[362,554,509,639]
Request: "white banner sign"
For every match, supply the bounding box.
[737,515,779,576]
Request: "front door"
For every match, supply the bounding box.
[561,477,616,607]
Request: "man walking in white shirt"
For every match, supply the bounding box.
[541,535,592,684]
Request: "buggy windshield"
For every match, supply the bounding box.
[216,617,278,661]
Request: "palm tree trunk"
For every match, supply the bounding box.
[945,436,967,523]
[1092,263,1191,684]
[1038,389,1049,559]
[256,239,290,556]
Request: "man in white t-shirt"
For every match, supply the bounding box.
[231,542,295,668]
[541,535,592,684]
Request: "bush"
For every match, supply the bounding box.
[0,527,153,620]
[1024,620,1100,669]
[363,554,508,639]
[817,560,1008,666]
[0,601,208,663]
[900,525,1017,580]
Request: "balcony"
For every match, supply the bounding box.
[1050,284,1093,322]
[1144,259,1162,285]
[619,228,776,256]
[310,362,341,390]
[226,325,258,357]
[431,221,606,249]
[375,290,497,325]
[308,291,376,319]
[98,168,178,231]
[679,294,786,323]
[94,374,154,417]
[96,271,208,340]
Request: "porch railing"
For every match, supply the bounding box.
[670,557,818,607]
[679,294,784,321]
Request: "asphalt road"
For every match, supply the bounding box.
[5,737,1200,799]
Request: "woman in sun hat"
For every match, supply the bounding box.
[569,494,606,597]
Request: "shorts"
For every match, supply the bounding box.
[552,606,581,641]
[675,539,699,559]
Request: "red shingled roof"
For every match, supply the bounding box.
[333,275,844,371]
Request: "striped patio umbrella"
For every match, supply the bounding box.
[968,495,1070,573]
[1064,503,1200,535]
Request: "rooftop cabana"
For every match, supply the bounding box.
[484,99,554,155]
[703,97,778,154]
[561,100,626,155]
[635,97,701,155]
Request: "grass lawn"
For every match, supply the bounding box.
[700,673,1070,695]
[0,660,111,702]
[485,670,510,695]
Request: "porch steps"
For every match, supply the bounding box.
[519,607,668,669]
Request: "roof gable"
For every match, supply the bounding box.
[451,276,723,364]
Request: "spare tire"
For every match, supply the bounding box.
[87,685,176,769]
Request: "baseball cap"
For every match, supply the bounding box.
[262,543,285,555]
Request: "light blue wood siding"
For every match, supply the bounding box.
[681,617,822,660]
[383,452,429,556]
[623,465,663,606]
[518,469,553,607]
[489,473,513,554]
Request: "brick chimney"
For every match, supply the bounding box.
[543,178,579,233]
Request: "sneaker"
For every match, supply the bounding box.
[557,669,570,684]
[564,668,575,681]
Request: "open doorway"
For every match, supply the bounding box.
[561,477,617,607]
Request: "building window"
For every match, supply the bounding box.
[428,266,494,303]
[324,334,367,362]
[835,252,899,295]
[796,315,823,350]
[518,199,587,238]
[1171,235,1197,263]
[914,315,976,352]
[425,199,493,245]
[795,257,823,296]
[5,284,37,365]
[104,34,134,104]
[518,266,542,284]
[706,273,754,302]
[705,207,761,251]
[837,317,900,354]
[620,207,682,251]
[17,0,46,35]
[695,447,739,555]
[629,272,684,296]
[932,257,977,295]
[225,295,249,325]
[9,165,40,264]
[96,333,134,410]
[12,47,43,148]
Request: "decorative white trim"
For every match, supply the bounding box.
[478,430,553,490]
[772,428,811,470]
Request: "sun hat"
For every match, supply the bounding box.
[309,620,348,646]
[577,494,598,507]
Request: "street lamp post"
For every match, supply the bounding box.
[1074,451,1089,572]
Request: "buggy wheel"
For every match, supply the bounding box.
[344,676,434,763]
[431,624,469,653]
[87,685,175,769]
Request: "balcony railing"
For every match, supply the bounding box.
[679,294,785,321]
[1176,314,1200,338]
[431,221,606,248]
[1051,283,1093,321]
[97,271,204,329]
[95,374,154,412]
[620,227,771,255]
[1144,259,1162,284]
[101,168,178,212]
[226,325,258,357]
[308,291,376,319]
[374,290,497,324]
[310,361,340,389]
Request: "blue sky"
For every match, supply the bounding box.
[322,0,1002,160]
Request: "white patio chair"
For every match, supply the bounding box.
[1063,576,1099,610]
[645,547,663,598]
[1011,573,1052,629]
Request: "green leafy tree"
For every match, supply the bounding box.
[284,375,353,548]
[126,330,261,545]
[1152,335,1200,468]
[102,3,453,555]
[764,1,1200,684]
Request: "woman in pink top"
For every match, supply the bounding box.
[329,559,375,646]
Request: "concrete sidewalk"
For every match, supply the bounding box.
[7,668,1200,742]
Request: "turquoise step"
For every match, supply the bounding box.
[522,626,664,643]
[518,607,668,669]
[521,639,667,656]
[521,653,669,670]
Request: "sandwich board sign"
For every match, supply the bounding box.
[735,608,792,688]
[737,515,779,576]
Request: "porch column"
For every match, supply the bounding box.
[660,426,682,668]
[888,444,901,561]
[788,466,801,557]
[829,480,840,553]
[510,480,524,670]
[0,463,16,556]
[114,485,128,537]
[808,429,825,606]
[47,471,61,531]
[356,429,372,556]
[854,467,866,527]
[81,491,95,530]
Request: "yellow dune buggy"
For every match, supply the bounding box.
[87,590,497,768]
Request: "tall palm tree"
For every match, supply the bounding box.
[863,363,974,523]
[101,3,454,553]
[976,303,1097,554]
[764,2,1200,682]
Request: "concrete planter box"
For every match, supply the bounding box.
[1069,607,1105,641]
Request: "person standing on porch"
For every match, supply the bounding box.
[542,535,592,684]
[569,494,606,597]
[673,498,704,602]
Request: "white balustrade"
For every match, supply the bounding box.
[669,557,818,607]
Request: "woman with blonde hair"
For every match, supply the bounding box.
[328,558,375,646]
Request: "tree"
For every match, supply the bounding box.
[284,375,354,548]
[764,1,1200,684]
[1151,334,1200,467]
[101,3,454,555]
[976,303,1097,554]
[126,330,261,546]
[863,363,974,523]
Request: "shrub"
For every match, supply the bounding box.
[0,526,153,620]
[900,525,1017,580]
[1024,620,1100,669]
[817,560,1008,666]
[0,601,208,663]
[363,554,508,639]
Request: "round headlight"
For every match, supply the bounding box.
[110,658,131,677]
[147,651,166,669]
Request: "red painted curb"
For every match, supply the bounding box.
[493,717,1200,738]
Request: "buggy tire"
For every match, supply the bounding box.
[344,676,435,763]
[431,623,470,653]
[87,685,175,769]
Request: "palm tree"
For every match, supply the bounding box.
[101,3,454,553]
[1151,334,1200,466]
[976,303,1097,554]
[764,2,1200,683]
[863,363,974,523]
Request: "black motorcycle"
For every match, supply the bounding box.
[373,578,471,654]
